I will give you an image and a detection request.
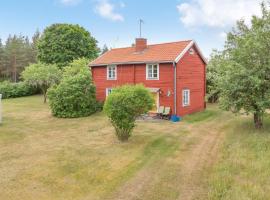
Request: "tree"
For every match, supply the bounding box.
[5,35,28,82]
[206,50,223,103]
[38,24,99,68]
[0,39,5,79]
[47,58,97,118]
[101,44,109,55]
[217,2,270,129]
[2,34,37,82]
[29,30,41,63]
[104,85,154,141]
[22,63,61,103]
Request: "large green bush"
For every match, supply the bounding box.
[47,58,97,118]
[0,81,38,99]
[104,85,154,142]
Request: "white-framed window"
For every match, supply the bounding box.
[182,89,190,107]
[106,88,113,97]
[146,64,159,80]
[107,65,117,80]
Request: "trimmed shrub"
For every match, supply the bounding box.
[0,81,38,99]
[104,85,154,142]
[47,58,97,118]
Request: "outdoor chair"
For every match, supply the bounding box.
[157,106,165,118]
[162,107,171,119]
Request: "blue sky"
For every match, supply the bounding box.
[0,0,263,57]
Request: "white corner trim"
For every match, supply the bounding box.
[174,40,208,64]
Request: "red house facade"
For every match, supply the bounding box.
[90,38,207,117]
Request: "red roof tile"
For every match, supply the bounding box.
[90,40,192,66]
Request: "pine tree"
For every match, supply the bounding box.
[0,39,4,79]
[101,44,109,55]
[30,30,40,63]
[3,34,36,82]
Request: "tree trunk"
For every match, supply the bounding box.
[42,88,47,103]
[43,93,47,103]
[254,112,263,129]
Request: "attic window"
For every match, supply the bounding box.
[189,48,195,55]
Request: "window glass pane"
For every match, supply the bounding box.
[183,90,190,106]
[147,65,152,78]
[148,65,152,73]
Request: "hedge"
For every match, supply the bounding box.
[0,81,39,99]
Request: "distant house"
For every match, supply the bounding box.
[90,38,207,117]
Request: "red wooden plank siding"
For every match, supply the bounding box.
[92,63,175,110]
[177,45,206,116]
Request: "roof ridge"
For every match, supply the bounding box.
[147,40,192,47]
[110,39,192,51]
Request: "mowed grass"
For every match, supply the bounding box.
[0,95,189,200]
[183,104,221,123]
[208,115,270,200]
[1,95,270,200]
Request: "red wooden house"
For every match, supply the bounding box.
[90,38,207,117]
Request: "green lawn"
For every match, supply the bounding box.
[208,115,270,200]
[0,95,270,200]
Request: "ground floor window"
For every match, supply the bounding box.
[182,89,190,107]
[106,88,113,97]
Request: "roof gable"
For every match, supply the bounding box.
[90,40,206,66]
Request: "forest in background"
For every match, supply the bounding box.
[0,31,40,82]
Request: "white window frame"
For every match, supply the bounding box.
[182,89,190,107]
[107,65,117,80]
[106,88,113,97]
[146,63,159,80]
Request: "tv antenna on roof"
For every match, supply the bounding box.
[139,19,144,38]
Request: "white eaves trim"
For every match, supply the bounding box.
[174,40,208,64]
[89,60,173,67]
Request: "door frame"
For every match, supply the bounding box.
[151,91,159,113]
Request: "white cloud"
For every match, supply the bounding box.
[59,0,82,6]
[95,0,124,22]
[219,32,227,39]
[177,0,262,28]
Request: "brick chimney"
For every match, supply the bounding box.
[135,38,147,52]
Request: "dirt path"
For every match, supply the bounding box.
[176,122,226,200]
[108,116,231,200]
